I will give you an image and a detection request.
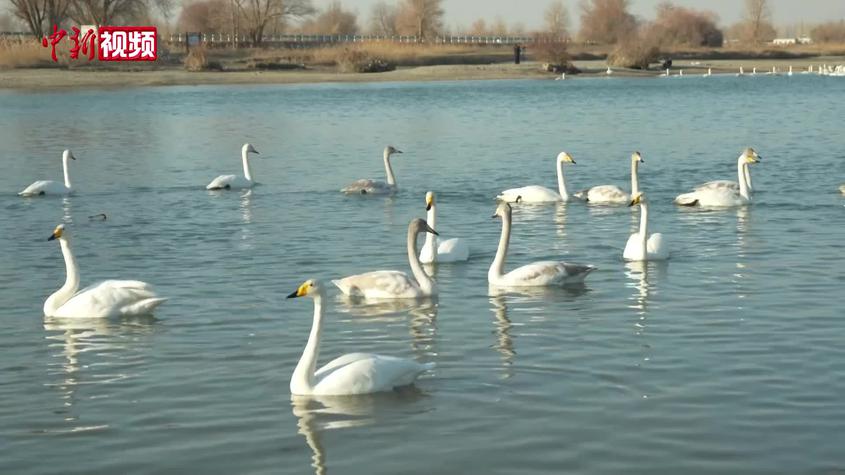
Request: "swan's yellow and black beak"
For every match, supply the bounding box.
[47,226,63,241]
[628,194,642,207]
[425,194,434,211]
[287,281,310,299]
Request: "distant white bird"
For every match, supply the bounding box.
[341,146,404,195]
[488,202,595,287]
[19,149,76,196]
[43,224,166,318]
[839,184,845,195]
[606,66,613,75]
[419,191,469,264]
[674,148,762,207]
[752,67,758,75]
[704,68,712,77]
[737,66,745,76]
[574,151,644,204]
[661,68,670,77]
[788,65,793,76]
[333,219,438,299]
[287,279,434,396]
[497,152,576,203]
[623,192,669,262]
[207,143,260,190]
[679,69,684,77]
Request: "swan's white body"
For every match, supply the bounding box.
[288,280,434,396]
[207,143,260,190]
[675,149,761,207]
[839,184,845,195]
[19,150,75,196]
[575,152,643,204]
[497,152,575,203]
[623,193,669,261]
[419,192,469,264]
[333,219,438,299]
[488,203,595,287]
[341,146,403,195]
[44,225,166,318]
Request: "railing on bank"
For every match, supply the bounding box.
[166,33,567,48]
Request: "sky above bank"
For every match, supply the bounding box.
[318,0,845,30]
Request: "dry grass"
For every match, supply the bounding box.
[0,38,60,68]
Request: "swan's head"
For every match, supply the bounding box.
[47,224,66,241]
[425,191,435,211]
[492,202,512,219]
[410,218,438,236]
[742,147,761,164]
[287,279,322,299]
[628,192,645,207]
[557,152,575,164]
[632,151,644,163]
[385,146,403,157]
[242,143,259,156]
[62,150,76,161]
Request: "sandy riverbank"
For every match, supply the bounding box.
[2,56,843,91]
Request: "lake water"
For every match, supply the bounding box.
[1,75,844,474]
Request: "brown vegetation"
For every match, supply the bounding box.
[177,0,230,32]
[811,21,845,44]
[543,1,569,38]
[0,38,57,67]
[579,0,637,45]
[394,0,444,38]
[608,31,660,69]
[299,1,358,35]
[648,3,722,47]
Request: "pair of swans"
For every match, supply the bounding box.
[341,146,403,195]
[497,151,644,205]
[624,192,669,261]
[287,279,435,396]
[674,148,761,207]
[420,191,469,263]
[207,143,260,190]
[19,150,76,196]
[44,225,166,318]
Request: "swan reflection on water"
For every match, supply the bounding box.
[334,297,438,360]
[42,315,157,433]
[290,388,429,475]
[239,189,254,249]
[489,296,516,379]
[624,261,668,334]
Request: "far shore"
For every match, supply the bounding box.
[2,56,844,91]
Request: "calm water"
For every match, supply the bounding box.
[1,76,844,474]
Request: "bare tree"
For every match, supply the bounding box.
[368,1,397,35]
[544,0,569,39]
[468,18,487,35]
[10,0,71,38]
[67,0,149,25]
[395,0,443,39]
[649,2,722,47]
[490,16,507,35]
[578,0,637,45]
[743,0,773,44]
[300,1,358,34]
[177,0,230,32]
[240,0,314,44]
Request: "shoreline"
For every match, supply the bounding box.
[2,56,843,91]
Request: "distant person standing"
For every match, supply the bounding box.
[514,44,521,64]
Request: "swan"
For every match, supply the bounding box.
[44,224,167,318]
[606,66,613,75]
[19,149,76,196]
[737,66,745,76]
[839,184,845,195]
[419,191,469,264]
[340,146,403,195]
[333,218,438,299]
[574,151,643,204]
[497,152,575,203]
[689,147,759,195]
[488,202,595,287]
[674,148,761,207]
[623,192,669,261]
[287,279,434,396]
[704,68,712,77]
[206,143,260,190]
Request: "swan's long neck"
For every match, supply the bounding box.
[423,205,437,259]
[737,157,750,200]
[45,238,80,315]
[489,211,511,281]
[631,159,640,195]
[292,291,324,394]
[384,152,396,186]
[556,160,569,200]
[62,155,72,189]
[638,201,649,255]
[743,163,753,193]
[241,149,253,182]
[408,228,435,294]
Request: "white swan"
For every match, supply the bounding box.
[19,149,76,196]
[419,191,469,264]
[287,279,434,396]
[340,146,403,195]
[623,192,669,261]
[488,202,595,287]
[207,143,260,190]
[574,151,643,204]
[333,219,438,299]
[675,148,761,207]
[44,225,166,318]
[839,184,845,195]
[497,152,575,203]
